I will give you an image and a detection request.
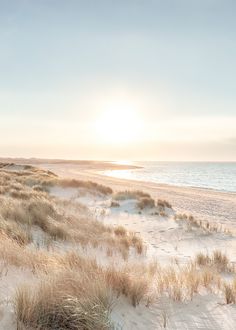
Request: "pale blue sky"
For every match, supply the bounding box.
[0,0,236,160]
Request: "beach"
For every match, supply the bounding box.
[35,160,236,232]
[0,160,236,329]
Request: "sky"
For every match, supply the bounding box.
[0,0,236,161]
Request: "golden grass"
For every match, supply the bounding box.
[224,279,236,304]
[58,178,113,195]
[155,263,222,302]
[105,266,150,307]
[0,219,32,246]
[15,270,113,330]
[113,190,150,201]
[0,195,70,242]
[113,191,173,214]
[174,213,232,235]
[0,165,112,197]
[159,211,167,217]
[0,193,143,257]
[195,251,235,273]
[9,241,233,307]
[114,226,127,236]
[137,197,155,210]
[0,167,144,257]
[0,229,151,311]
[157,199,172,209]
[1,163,235,324]
[110,201,120,208]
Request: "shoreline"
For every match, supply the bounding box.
[36,162,236,231]
[101,170,236,195]
[2,158,235,230]
[2,157,234,194]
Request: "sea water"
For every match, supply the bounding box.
[104,162,236,193]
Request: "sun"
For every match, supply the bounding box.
[95,102,140,145]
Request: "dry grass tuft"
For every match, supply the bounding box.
[159,211,167,217]
[110,201,120,208]
[137,197,155,210]
[155,263,222,302]
[224,279,236,304]
[105,265,151,307]
[58,178,113,195]
[114,226,127,236]
[15,271,113,330]
[174,213,232,235]
[195,251,235,273]
[113,190,150,201]
[0,220,32,246]
[157,199,172,209]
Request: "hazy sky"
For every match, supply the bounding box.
[0,0,236,160]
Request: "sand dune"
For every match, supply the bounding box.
[0,161,235,329]
[37,160,236,232]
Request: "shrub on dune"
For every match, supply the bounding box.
[224,279,236,304]
[113,190,150,201]
[105,266,150,307]
[58,179,113,195]
[157,199,172,209]
[137,197,155,210]
[195,250,234,273]
[114,226,127,236]
[15,271,113,330]
[110,201,120,208]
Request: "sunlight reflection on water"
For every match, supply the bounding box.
[103,162,236,192]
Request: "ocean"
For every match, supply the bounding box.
[104,162,236,193]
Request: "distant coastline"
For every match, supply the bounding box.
[0,157,142,171]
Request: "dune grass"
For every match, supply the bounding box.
[174,213,232,235]
[195,250,235,273]
[224,279,236,304]
[0,219,32,246]
[0,193,143,258]
[110,201,120,208]
[157,199,172,209]
[0,163,236,330]
[113,190,151,201]
[0,166,144,258]
[57,178,113,195]
[137,197,155,210]
[113,190,173,213]
[15,271,113,330]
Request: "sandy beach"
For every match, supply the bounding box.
[0,160,236,329]
[33,160,236,232]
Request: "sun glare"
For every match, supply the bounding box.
[95,102,140,145]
